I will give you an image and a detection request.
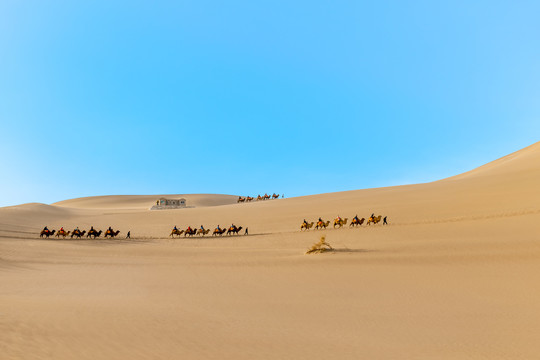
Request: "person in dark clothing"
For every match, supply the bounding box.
[126,231,131,239]
[383,216,388,225]
[244,227,248,235]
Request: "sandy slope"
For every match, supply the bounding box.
[2,142,540,359]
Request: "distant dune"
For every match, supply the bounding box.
[53,194,239,210]
[2,142,540,360]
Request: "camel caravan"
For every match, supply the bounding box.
[301,214,388,231]
[237,193,281,203]
[170,224,245,238]
[39,226,125,239]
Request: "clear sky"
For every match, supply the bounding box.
[1,0,539,207]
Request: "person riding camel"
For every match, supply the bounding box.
[174,225,178,231]
[43,226,49,232]
[60,227,64,233]
[353,215,359,221]
[217,225,221,230]
[187,226,192,232]
[200,225,204,230]
[303,219,308,226]
[318,217,323,225]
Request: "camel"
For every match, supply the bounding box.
[300,222,314,231]
[184,228,197,237]
[256,195,263,201]
[39,229,56,238]
[56,230,70,238]
[170,229,184,238]
[367,215,382,225]
[104,230,120,238]
[197,228,210,236]
[315,221,330,230]
[87,229,102,239]
[212,228,226,236]
[227,226,243,236]
[272,193,279,199]
[350,218,365,227]
[237,196,246,203]
[70,230,86,239]
[333,218,348,228]
[263,194,271,200]
[246,196,254,202]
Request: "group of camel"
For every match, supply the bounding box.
[301,215,385,231]
[170,225,244,238]
[238,193,280,203]
[39,228,121,239]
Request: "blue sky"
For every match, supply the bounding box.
[1,0,539,206]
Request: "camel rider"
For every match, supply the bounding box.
[174,225,178,231]
[217,225,221,231]
[200,225,204,230]
[90,226,94,232]
[337,216,342,222]
[303,219,308,226]
[43,226,49,232]
[318,217,323,225]
[187,226,192,232]
[60,227,64,233]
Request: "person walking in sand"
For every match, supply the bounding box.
[126,231,131,239]
[383,216,388,225]
[244,227,248,235]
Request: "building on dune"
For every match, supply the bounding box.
[150,197,188,210]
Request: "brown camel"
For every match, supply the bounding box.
[367,215,382,225]
[315,220,330,230]
[87,229,102,239]
[213,228,226,236]
[104,230,120,238]
[237,196,246,203]
[300,222,314,231]
[184,228,197,237]
[333,218,348,228]
[350,218,365,227]
[170,229,184,238]
[56,230,70,238]
[197,228,210,236]
[227,226,243,236]
[39,229,56,238]
[70,230,86,238]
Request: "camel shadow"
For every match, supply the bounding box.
[332,248,375,254]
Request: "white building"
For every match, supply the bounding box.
[151,197,187,210]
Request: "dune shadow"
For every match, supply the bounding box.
[332,248,376,254]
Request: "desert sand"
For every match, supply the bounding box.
[2,142,540,359]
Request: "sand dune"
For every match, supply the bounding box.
[2,142,540,359]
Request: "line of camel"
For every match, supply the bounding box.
[301,215,388,230]
[39,228,122,239]
[238,193,281,202]
[170,225,245,238]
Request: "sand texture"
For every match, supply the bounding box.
[2,142,540,359]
